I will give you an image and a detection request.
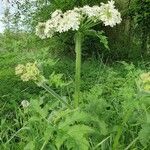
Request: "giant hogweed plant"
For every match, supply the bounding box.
[14,1,126,149]
[34,0,122,108]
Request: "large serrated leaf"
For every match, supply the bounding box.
[58,111,90,129]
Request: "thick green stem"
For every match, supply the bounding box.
[40,83,73,109]
[74,32,82,108]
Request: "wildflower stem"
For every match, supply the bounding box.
[93,135,110,150]
[41,83,73,109]
[74,32,82,108]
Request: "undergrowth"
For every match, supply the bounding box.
[0,49,150,149]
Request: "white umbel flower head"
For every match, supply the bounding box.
[35,0,122,39]
[99,0,122,27]
[21,100,30,108]
[56,10,82,33]
[81,5,101,18]
[51,9,63,18]
[45,10,63,38]
[35,22,46,39]
[44,19,56,38]
[82,5,94,17]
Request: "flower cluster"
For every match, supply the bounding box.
[21,100,30,108]
[139,72,150,92]
[15,62,40,82]
[36,0,122,39]
[36,22,47,39]
[99,0,122,27]
[81,5,101,19]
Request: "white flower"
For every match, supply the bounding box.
[35,1,122,39]
[73,7,82,13]
[21,100,30,108]
[56,10,82,33]
[99,0,122,27]
[44,19,55,38]
[44,10,63,37]
[35,22,46,39]
[51,9,63,18]
[81,5,101,18]
[81,5,93,17]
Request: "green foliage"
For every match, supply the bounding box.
[85,30,109,50]
[49,72,71,88]
[0,30,48,52]
[129,0,150,54]
[1,50,150,149]
[0,1,150,149]
[139,123,150,147]
[1,98,96,150]
[129,0,150,32]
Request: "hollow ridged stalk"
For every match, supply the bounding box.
[74,32,82,108]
